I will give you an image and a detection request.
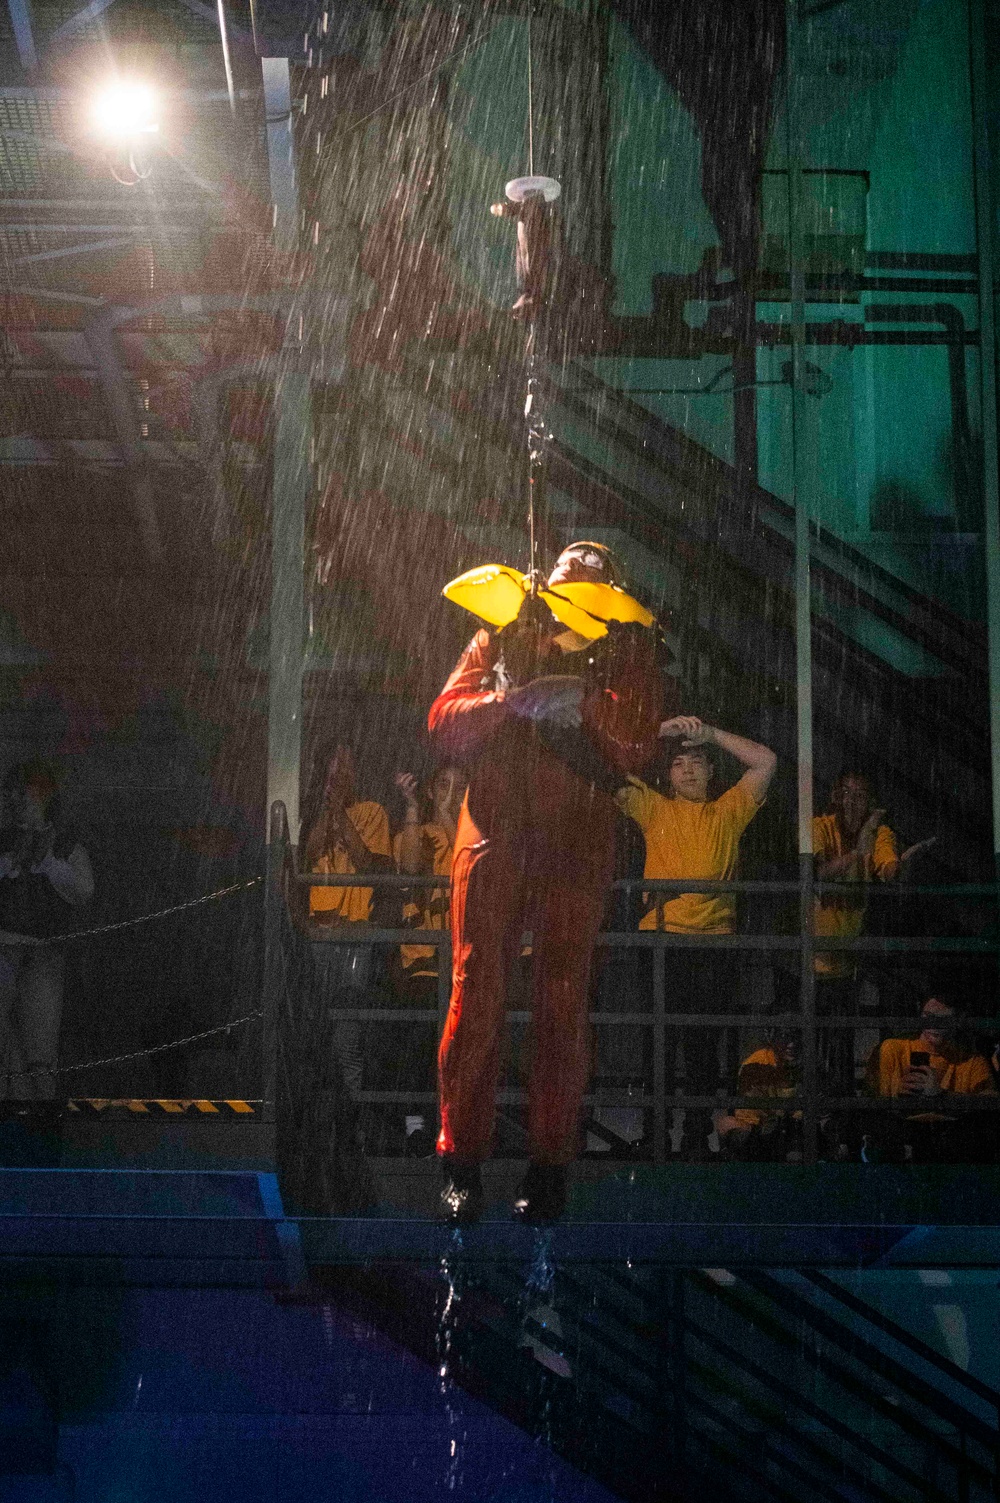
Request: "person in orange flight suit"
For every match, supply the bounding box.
[428,541,671,1224]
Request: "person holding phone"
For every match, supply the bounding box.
[864,990,996,1162]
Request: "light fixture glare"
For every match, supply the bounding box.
[91,81,159,140]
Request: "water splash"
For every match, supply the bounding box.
[437,1226,465,1491]
[520,1229,572,1381]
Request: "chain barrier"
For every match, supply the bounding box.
[28,875,263,947]
[5,1010,265,1084]
[2,876,264,1084]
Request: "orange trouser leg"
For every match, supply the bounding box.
[527,884,605,1165]
[437,837,526,1161]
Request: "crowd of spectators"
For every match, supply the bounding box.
[296,724,999,1165]
[1,724,996,1167]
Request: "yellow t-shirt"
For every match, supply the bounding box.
[865,1036,996,1100]
[733,1046,800,1131]
[393,821,453,975]
[616,777,762,934]
[309,801,391,923]
[812,813,899,977]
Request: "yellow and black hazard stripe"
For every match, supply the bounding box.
[67,1099,260,1116]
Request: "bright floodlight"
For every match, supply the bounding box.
[91,81,159,140]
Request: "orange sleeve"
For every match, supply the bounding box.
[354,803,390,858]
[962,1055,998,1095]
[427,630,511,762]
[812,815,835,860]
[872,824,900,881]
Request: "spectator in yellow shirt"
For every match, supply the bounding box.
[813,770,935,1094]
[715,1033,802,1161]
[616,717,776,1155]
[864,992,997,1163]
[393,765,465,992]
[304,742,392,926]
[301,740,392,1097]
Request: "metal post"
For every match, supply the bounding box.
[670,1272,687,1475]
[268,372,309,842]
[263,55,307,844]
[969,0,1000,889]
[262,800,288,1128]
[785,0,818,1163]
[6,0,37,72]
[652,945,667,1165]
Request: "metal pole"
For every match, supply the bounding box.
[263,55,307,845]
[652,946,667,1165]
[262,799,287,1129]
[969,0,1000,884]
[785,0,818,1163]
[268,372,309,842]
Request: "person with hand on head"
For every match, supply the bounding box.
[302,740,392,1100]
[616,716,776,1157]
[430,540,669,1224]
[390,765,466,1154]
[0,761,93,1101]
[812,770,936,1095]
[864,989,996,1163]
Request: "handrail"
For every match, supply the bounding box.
[268,802,1000,1167]
[802,1269,1000,1410]
[295,870,1000,895]
[679,1293,976,1502]
[736,1268,1000,1452]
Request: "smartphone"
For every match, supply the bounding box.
[910,1051,930,1068]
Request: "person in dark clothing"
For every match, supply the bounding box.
[429,541,670,1223]
[0,762,93,1099]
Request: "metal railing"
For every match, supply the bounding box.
[265,802,1000,1174]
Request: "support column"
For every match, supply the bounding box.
[785,1,817,1163]
[263,55,307,844]
[969,0,1000,877]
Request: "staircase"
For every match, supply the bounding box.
[318,1247,1000,1503]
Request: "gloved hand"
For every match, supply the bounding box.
[507,675,584,729]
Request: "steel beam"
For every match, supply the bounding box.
[50,0,119,39]
[5,0,36,71]
[262,56,305,844]
[12,236,134,266]
[785,1,818,1166]
[970,3,1000,876]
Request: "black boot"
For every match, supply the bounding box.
[440,1160,484,1226]
[513,1162,567,1225]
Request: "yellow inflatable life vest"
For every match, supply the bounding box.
[442,563,654,641]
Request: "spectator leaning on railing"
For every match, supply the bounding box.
[863,990,997,1163]
[616,716,776,1158]
[812,770,935,1094]
[0,761,94,1101]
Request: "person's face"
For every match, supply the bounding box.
[669,749,711,803]
[832,775,873,834]
[324,746,355,805]
[432,766,466,820]
[546,545,611,589]
[918,998,957,1051]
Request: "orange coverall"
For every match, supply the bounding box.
[428,621,669,1165]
